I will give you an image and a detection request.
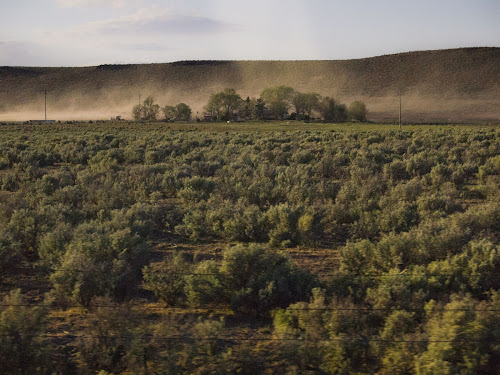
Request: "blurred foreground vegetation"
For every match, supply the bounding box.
[0,122,499,374]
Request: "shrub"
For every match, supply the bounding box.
[297,208,325,246]
[178,177,216,203]
[142,253,191,306]
[51,221,149,306]
[76,301,150,374]
[221,243,317,316]
[0,236,21,285]
[38,223,73,267]
[185,260,225,307]
[0,290,51,374]
[265,203,299,247]
[340,240,377,275]
[415,294,500,374]
[222,204,268,242]
[430,163,452,186]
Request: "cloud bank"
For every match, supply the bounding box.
[68,8,237,38]
[0,41,45,66]
[55,0,128,8]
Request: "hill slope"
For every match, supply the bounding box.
[0,47,498,121]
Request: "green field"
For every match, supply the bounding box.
[0,122,499,374]
[3,120,496,132]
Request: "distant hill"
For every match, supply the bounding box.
[0,47,498,122]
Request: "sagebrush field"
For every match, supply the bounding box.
[0,122,499,374]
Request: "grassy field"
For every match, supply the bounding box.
[2,120,498,133]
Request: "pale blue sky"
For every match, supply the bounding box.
[0,0,498,66]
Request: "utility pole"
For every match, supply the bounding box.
[399,89,402,130]
[42,89,50,123]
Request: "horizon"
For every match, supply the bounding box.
[3,46,498,68]
[1,0,499,67]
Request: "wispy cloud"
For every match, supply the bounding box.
[0,41,45,66]
[5,6,241,66]
[112,42,176,52]
[68,7,237,38]
[55,0,128,8]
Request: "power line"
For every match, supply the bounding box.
[0,333,497,344]
[399,88,402,130]
[1,304,499,313]
[323,273,497,278]
[45,268,500,279]
[42,89,50,122]
[284,307,499,312]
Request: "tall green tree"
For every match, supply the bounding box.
[133,96,160,121]
[204,92,224,121]
[239,96,256,120]
[319,97,347,122]
[220,88,242,119]
[260,86,295,120]
[162,103,192,121]
[175,103,192,121]
[318,97,336,122]
[132,104,141,121]
[293,92,320,120]
[162,105,177,121]
[141,96,160,121]
[205,89,241,121]
[254,98,266,120]
[348,100,368,121]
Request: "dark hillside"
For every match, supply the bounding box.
[0,47,498,121]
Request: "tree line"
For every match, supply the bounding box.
[132,86,368,122]
[133,97,192,122]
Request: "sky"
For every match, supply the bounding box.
[0,0,499,66]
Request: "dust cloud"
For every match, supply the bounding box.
[0,48,499,122]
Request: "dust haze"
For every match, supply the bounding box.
[1,48,499,122]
